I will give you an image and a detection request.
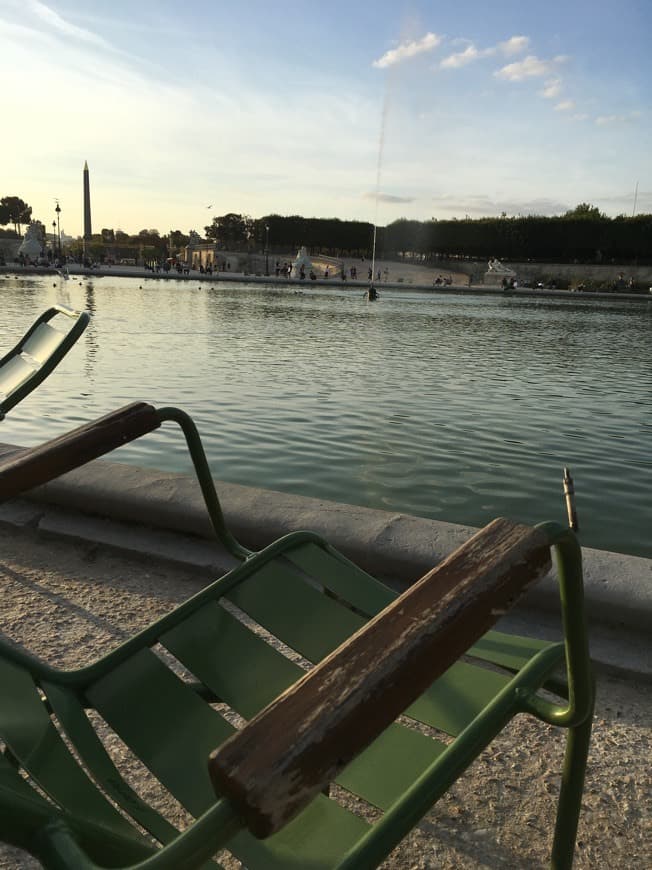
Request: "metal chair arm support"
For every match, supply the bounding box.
[526,523,594,728]
[156,407,251,561]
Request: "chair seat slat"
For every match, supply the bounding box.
[162,603,447,810]
[211,519,551,837]
[0,658,136,838]
[21,323,65,365]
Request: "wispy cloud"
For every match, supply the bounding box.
[497,36,530,56]
[495,54,567,81]
[363,192,415,203]
[595,189,652,213]
[372,32,442,69]
[440,45,483,69]
[440,34,529,70]
[595,111,642,125]
[433,194,571,217]
[539,77,562,98]
[26,0,119,52]
[555,99,576,111]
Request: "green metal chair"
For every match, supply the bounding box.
[0,403,594,869]
[0,305,90,420]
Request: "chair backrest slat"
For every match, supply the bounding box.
[0,306,89,417]
[21,322,65,365]
[0,356,38,399]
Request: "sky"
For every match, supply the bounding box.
[2,0,651,238]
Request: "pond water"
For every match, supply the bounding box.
[1,273,650,558]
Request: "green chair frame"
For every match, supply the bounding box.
[0,305,90,420]
[0,403,594,870]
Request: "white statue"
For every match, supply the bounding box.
[293,245,312,276]
[18,222,44,261]
[487,257,515,275]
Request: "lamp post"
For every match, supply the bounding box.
[264,224,270,276]
[52,221,56,260]
[55,201,61,259]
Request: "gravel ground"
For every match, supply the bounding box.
[0,525,649,869]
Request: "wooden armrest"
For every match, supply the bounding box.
[209,517,551,838]
[0,402,161,501]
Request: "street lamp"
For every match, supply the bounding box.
[52,221,56,259]
[264,224,270,276]
[55,200,61,259]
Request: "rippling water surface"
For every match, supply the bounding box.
[1,274,650,557]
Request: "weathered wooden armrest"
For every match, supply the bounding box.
[209,517,551,838]
[0,402,161,501]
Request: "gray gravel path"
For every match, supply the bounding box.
[0,526,649,869]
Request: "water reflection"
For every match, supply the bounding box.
[0,277,650,558]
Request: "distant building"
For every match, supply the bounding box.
[182,239,242,272]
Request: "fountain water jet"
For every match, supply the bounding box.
[369,86,391,299]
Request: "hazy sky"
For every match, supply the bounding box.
[2,0,650,237]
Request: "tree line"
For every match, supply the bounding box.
[2,195,651,264]
[383,205,652,264]
[202,204,652,264]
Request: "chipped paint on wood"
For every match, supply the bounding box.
[209,518,551,838]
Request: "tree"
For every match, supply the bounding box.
[0,196,32,236]
[101,228,115,243]
[137,228,161,246]
[205,213,253,249]
[169,229,190,251]
[563,203,604,220]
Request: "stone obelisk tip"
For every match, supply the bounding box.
[83,161,92,242]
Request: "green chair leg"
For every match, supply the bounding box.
[551,692,595,869]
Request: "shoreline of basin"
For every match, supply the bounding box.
[2,264,650,304]
[0,445,649,678]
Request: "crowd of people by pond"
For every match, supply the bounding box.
[3,250,651,295]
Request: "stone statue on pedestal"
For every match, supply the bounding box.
[487,257,515,275]
[485,257,517,286]
[292,246,312,279]
[18,222,44,261]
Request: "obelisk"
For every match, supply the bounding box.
[83,161,92,253]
